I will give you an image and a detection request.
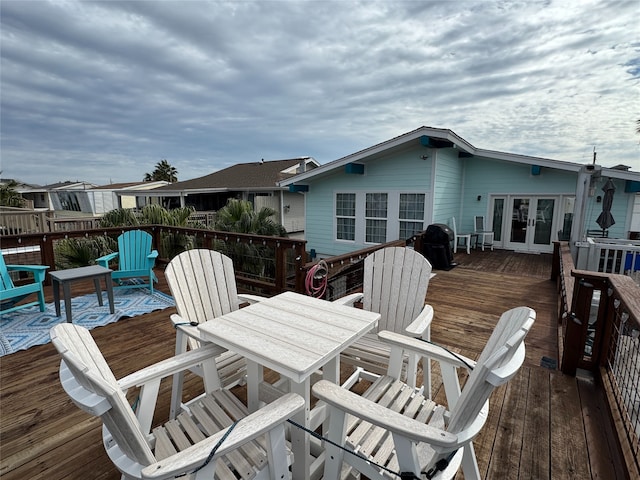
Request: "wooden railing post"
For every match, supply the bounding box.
[561,278,594,375]
[294,242,307,294]
[40,235,56,285]
[274,241,286,293]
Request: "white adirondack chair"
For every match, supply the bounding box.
[313,306,535,480]
[165,249,266,419]
[50,322,304,480]
[333,247,434,394]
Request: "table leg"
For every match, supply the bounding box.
[246,361,263,413]
[52,279,61,317]
[290,379,311,480]
[62,282,72,323]
[323,356,340,384]
[170,328,189,420]
[104,274,115,314]
[93,278,104,306]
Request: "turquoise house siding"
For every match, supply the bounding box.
[281,127,640,256]
[432,149,464,230]
[304,148,432,257]
[582,177,632,239]
[459,157,577,232]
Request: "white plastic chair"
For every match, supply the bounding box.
[333,247,434,394]
[474,215,495,251]
[165,249,266,419]
[451,217,472,254]
[314,306,536,480]
[50,322,304,480]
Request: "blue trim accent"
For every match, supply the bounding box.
[625,180,640,193]
[345,163,364,174]
[531,165,541,175]
[289,184,309,192]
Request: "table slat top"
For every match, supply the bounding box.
[198,291,380,382]
[49,265,112,282]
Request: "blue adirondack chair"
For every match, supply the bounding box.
[0,251,49,314]
[96,230,158,293]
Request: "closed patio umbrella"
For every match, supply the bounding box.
[595,178,616,233]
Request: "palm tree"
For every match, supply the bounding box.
[214,199,287,236]
[213,199,288,279]
[144,159,178,182]
[0,180,25,207]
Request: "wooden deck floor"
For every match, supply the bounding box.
[0,249,626,479]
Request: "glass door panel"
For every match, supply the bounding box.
[506,196,557,252]
[533,198,555,245]
[492,198,504,242]
[510,198,529,244]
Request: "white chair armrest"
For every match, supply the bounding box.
[378,330,476,371]
[238,293,266,305]
[118,343,225,390]
[170,313,207,342]
[332,292,363,306]
[404,304,434,337]
[140,393,305,479]
[312,380,457,447]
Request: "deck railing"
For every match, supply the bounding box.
[576,237,640,284]
[299,234,424,301]
[0,210,221,234]
[0,209,49,234]
[0,226,307,296]
[554,242,640,478]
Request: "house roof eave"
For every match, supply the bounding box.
[278,126,613,186]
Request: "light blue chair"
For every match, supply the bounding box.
[96,230,158,293]
[0,251,49,314]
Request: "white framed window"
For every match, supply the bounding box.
[399,193,425,239]
[336,193,356,241]
[365,193,388,243]
[335,191,427,244]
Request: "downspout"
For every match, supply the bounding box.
[428,149,437,226]
[280,190,285,226]
[571,165,601,258]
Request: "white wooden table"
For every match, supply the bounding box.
[197,290,380,480]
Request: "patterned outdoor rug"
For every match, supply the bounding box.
[0,288,175,356]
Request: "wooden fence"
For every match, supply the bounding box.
[0,226,307,297]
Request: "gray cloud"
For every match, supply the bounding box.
[1,0,638,186]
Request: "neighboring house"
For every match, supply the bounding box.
[278,126,640,257]
[90,181,169,213]
[1,179,40,209]
[15,180,170,216]
[17,181,98,214]
[128,158,319,234]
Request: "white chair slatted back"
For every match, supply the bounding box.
[50,323,155,467]
[447,306,535,435]
[166,249,240,326]
[473,216,483,232]
[451,217,459,237]
[362,247,432,334]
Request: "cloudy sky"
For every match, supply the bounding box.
[1,0,638,186]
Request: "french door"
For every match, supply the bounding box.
[505,196,557,252]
